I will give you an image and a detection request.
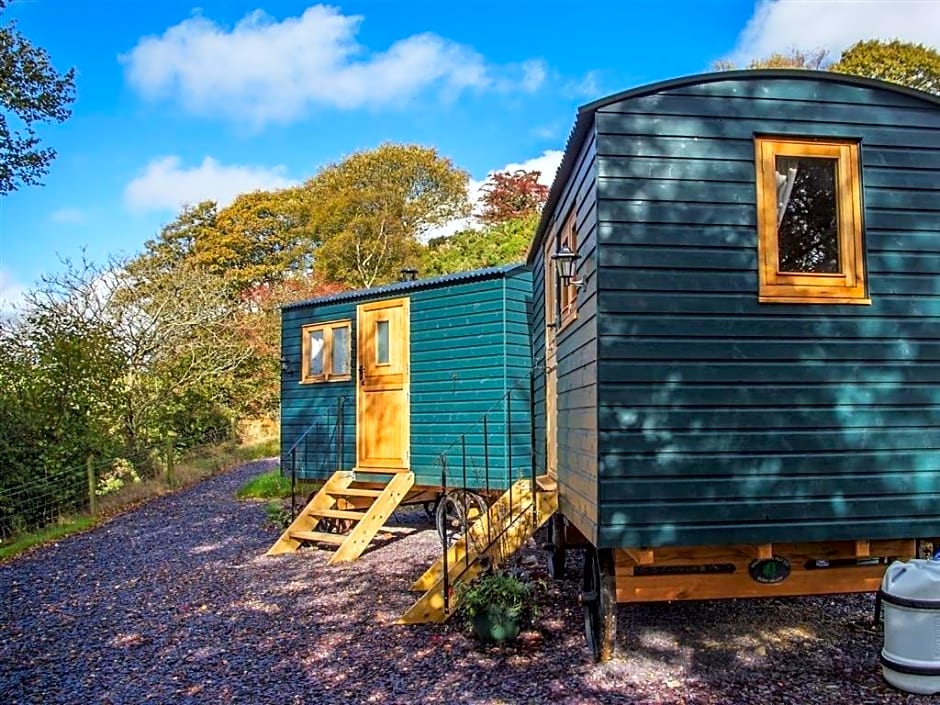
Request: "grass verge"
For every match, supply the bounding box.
[237,469,292,499]
[0,516,96,562]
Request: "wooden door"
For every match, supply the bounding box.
[356,298,410,469]
[543,239,558,479]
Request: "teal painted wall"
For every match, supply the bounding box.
[280,267,533,490]
[281,299,357,478]
[590,75,940,548]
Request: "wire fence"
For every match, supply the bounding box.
[0,443,184,542]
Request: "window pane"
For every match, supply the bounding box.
[331,326,349,375]
[376,320,390,364]
[308,330,324,375]
[776,156,840,274]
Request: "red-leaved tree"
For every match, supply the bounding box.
[478,170,549,225]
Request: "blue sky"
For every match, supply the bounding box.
[2,0,939,311]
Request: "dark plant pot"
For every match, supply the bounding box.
[471,605,522,643]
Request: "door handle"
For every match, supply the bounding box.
[358,365,365,385]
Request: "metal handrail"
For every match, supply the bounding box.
[288,396,347,518]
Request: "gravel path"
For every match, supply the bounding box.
[0,459,927,704]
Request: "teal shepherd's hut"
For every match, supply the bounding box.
[269,265,534,563]
[528,70,940,660]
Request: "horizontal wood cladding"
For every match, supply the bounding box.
[410,273,532,489]
[592,75,940,548]
[281,300,357,478]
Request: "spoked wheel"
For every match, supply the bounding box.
[547,514,567,579]
[435,490,487,545]
[582,547,617,662]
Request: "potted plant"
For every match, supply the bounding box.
[455,570,534,643]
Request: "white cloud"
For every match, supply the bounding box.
[520,60,548,92]
[0,269,26,319]
[121,5,543,126]
[124,156,296,212]
[50,208,86,224]
[726,0,940,66]
[423,150,564,241]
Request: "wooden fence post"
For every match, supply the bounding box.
[87,455,97,515]
[165,438,175,487]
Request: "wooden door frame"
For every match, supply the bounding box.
[355,297,410,470]
[544,237,558,479]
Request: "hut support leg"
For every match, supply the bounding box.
[582,547,617,663]
[548,514,567,579]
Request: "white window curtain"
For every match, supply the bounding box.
[775,158,799,226]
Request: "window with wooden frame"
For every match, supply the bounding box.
[301,319,351,383]
[755,137,869,304]
[559,210,579,327]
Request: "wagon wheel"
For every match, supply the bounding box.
[582,547,617,663]
[435,490,487,546]
[320,498,355,534]
[547,514,567,579]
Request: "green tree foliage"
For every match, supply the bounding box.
[306,143,470,288]
[0,280,128,534]
[131,201,219,279]
[0,0,76,193]
[478,170,549,225]
[422,214,537,276]
[832,39,940,95]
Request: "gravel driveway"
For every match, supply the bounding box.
[0,459,926,704]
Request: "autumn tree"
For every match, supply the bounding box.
[130,201,219,280]
[713,47,830,71]
[832,39,940,95]
[478,170,549,225]
[0,0,76,193]
[306,143,470,288]
[201,188,315,295]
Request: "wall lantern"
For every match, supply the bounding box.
[280,356,294,375]
[551,244,583,289]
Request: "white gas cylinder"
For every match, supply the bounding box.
[881,559,940,695]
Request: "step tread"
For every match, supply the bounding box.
[290,530,347,545]
[333,487,384,498]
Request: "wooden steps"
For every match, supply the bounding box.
[398,478,558,624]
[289,530,346,545]
[266,469,415,564]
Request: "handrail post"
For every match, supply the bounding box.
[337,396,346,470]
[530,369,538,524]
[506,385,513,513]
[440,455,450,615]
[461,435,469,570]
[290,447,297,520]
[483,414,491,546]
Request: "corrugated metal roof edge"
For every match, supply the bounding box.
[525,69,940,265]
[281,263,527,310]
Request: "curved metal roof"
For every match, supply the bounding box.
[282,263,527,310]
[527,69,940,264]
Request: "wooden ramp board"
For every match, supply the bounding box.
[398,479,558,625]
[266,470,414,564]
